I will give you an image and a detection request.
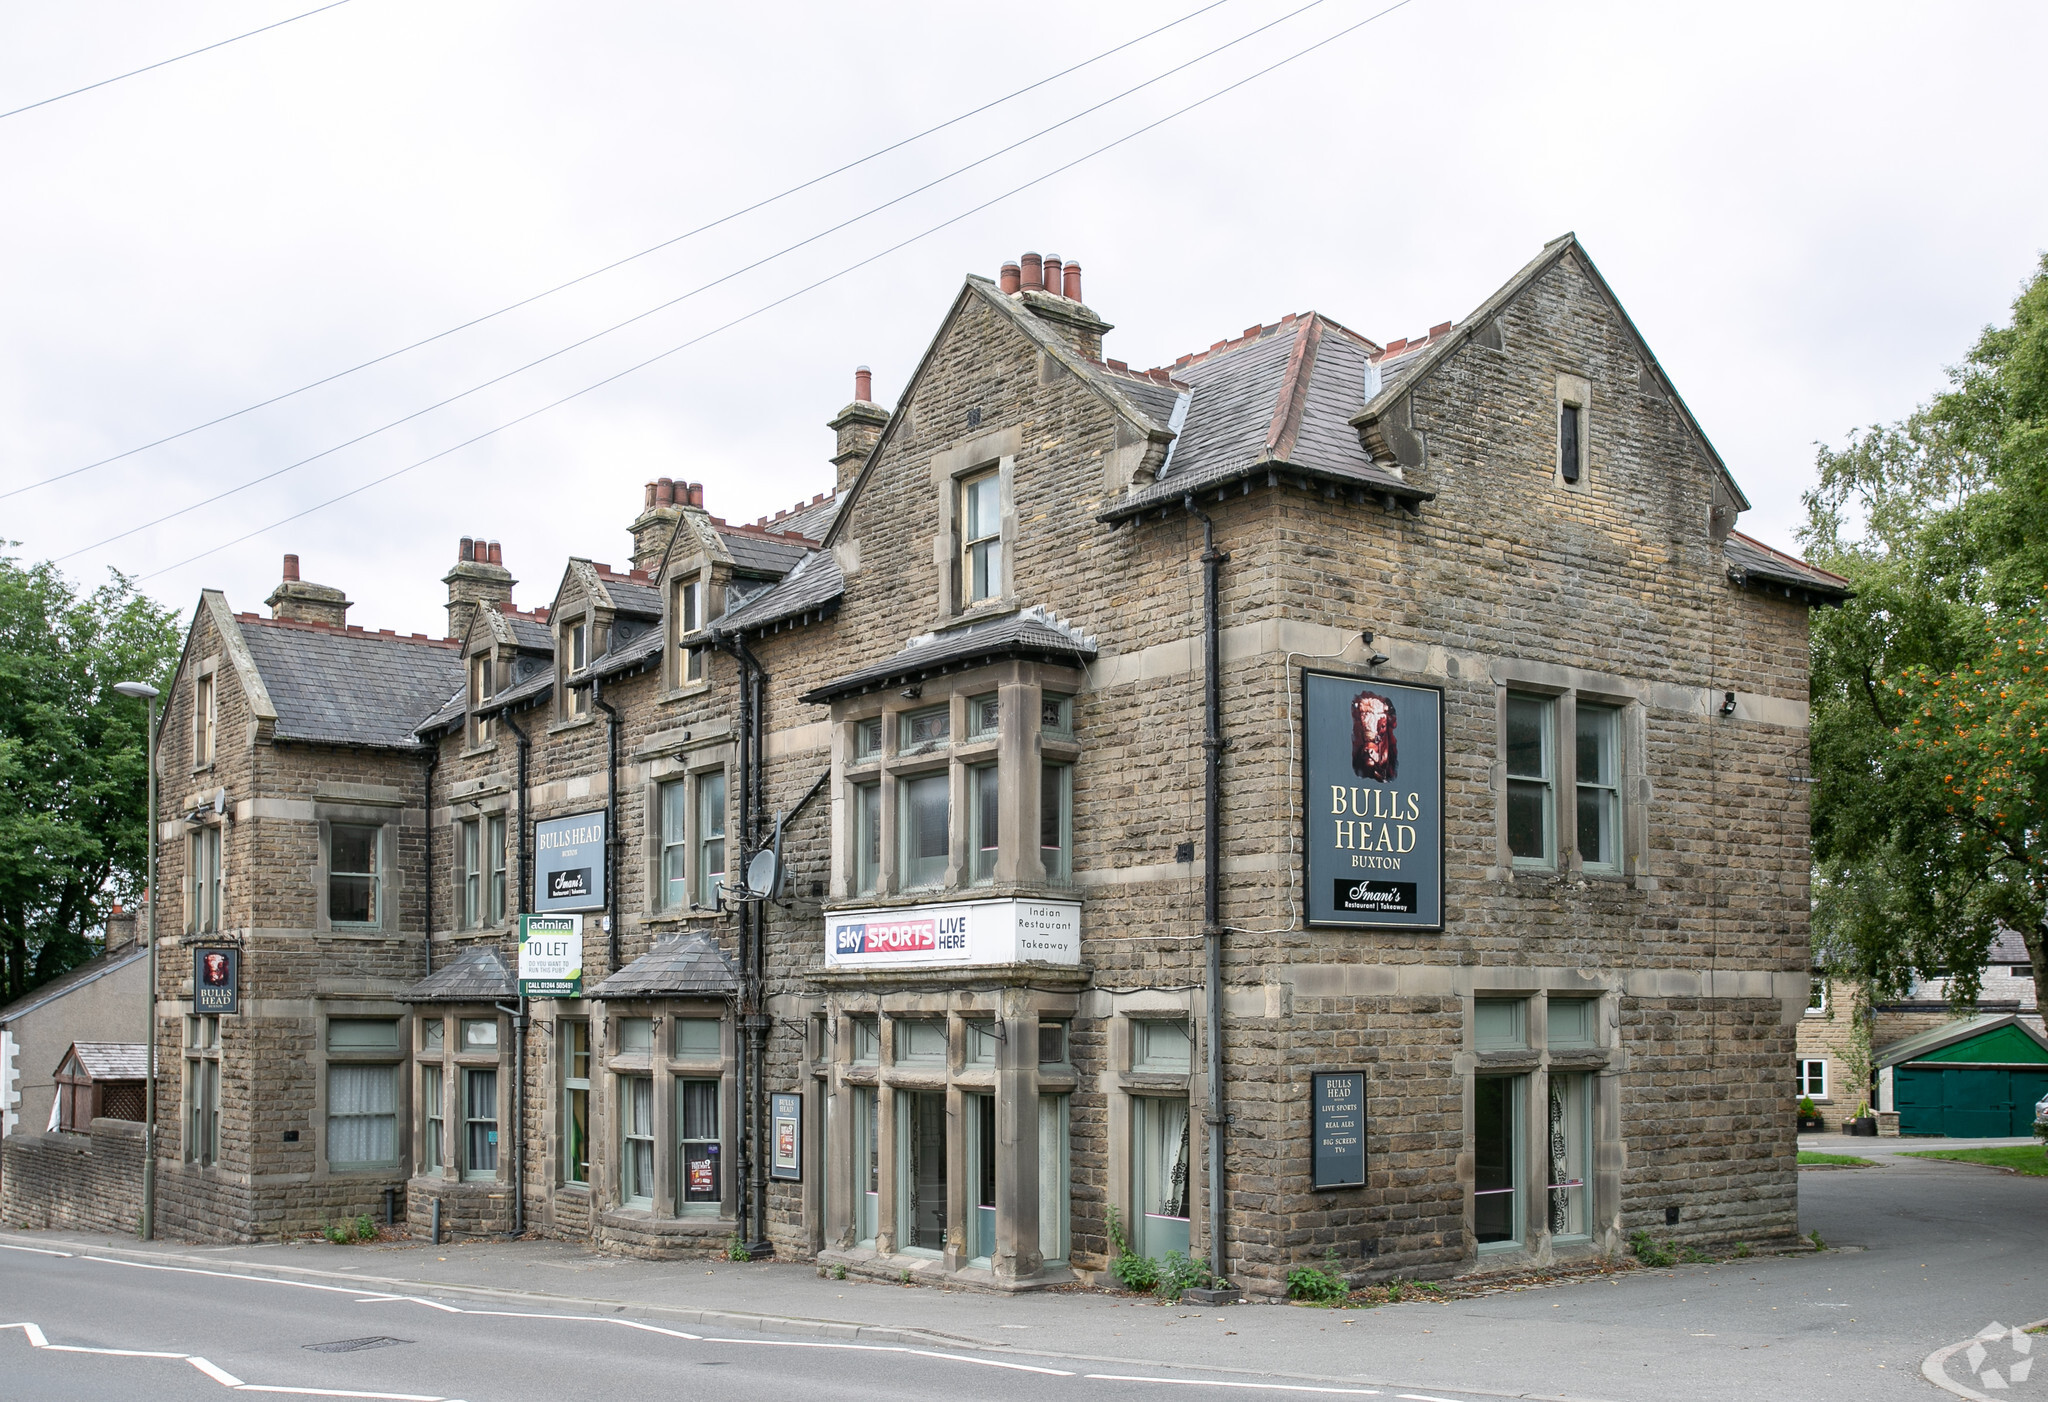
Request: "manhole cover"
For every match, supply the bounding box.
[304,1337,413,1354]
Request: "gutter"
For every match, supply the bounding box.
[422,744,439,976]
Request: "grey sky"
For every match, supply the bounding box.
[4,0,2044,637]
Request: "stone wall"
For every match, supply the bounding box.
[2,1119,143,1234]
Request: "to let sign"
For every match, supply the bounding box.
[1311,1070,1367,1189]
[518,914,582,997]
[534,811,606,913]
[1301,672,1444,929]
[193,947,239,1015]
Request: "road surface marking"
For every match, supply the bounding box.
[704,1336,1075,1374]
[192,1358,247,1386]
[1087,1376,1382,1394]
[0,1243,73,1257]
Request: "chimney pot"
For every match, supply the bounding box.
[1043,255,1063,297]
[282,553,300,582]
[1020,251,1043,292]
[999,261,1021,295]
[657,477,675,506]
[488,541,502,566]
[459,537,474,562]
[1063,260,1082,301]
[854,365,873,403]
[688,484,703,507]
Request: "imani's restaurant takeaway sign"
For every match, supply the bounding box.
[1302,672,1444,930]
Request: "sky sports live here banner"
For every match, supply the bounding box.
[1302,671,1444,929]
[826,897,1082,969]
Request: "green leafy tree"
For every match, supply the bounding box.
[0,548,181,1002]
[1802,254,2048,1020]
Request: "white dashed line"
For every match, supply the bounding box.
[1086,1377,1381,1394]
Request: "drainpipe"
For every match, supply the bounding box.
[592,677,622,971]
[496,996,527,1237]
[422,743,439,976]
[1185,495,1230,1288]
[720,628,773,1257]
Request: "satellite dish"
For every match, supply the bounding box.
[746,849,781,901]
[213,788,228,815]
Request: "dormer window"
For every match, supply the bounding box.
[961,470,1002,604]
[569,620,588,671]
[671,574,708,687]
[562,618,591,719]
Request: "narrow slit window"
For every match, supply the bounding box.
[1560,403,1582,483]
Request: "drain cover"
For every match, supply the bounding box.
[304,1337,413,1354]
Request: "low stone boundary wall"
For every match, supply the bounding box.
[1,1119,144,1234]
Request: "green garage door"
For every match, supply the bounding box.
[1895,1066,2048,1137]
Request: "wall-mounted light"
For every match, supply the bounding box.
[1719,691,1738,717]
[1360,629,1389,668]
[900,685,922,700]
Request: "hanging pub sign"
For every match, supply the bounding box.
[770,1092,802,1182]
[1311,1070,1368,1189]
[1301,672,1444,929]
[518,914,583,997]
[533,811,606,913]
[193,947,239,1015]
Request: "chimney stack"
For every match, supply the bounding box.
[831,364,889,493]
[104,903,138,956]
[266,555,351,627]
[629,477,687,573]
[442,537,515,640]
[1009,247,1111,360]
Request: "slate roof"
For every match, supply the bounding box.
[64,1042,147,1080]
[775,492,843,541]
[1723,531,1853,601]
[1876,1013,2048,1069]
[1101,312,1428,522]
[595,573,662,617]
[398,945,517,1003]
[588,933,739,999]
[504,611,555,650]
[713,550,844,636]
[717,528,813,576]
[238,616,463,750]
[0,944,148,1027]
[800,605,1096,704]
[591,622,666,681]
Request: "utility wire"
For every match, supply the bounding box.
[142,0,1418,582]
[2,0,1239,504]
[56,0,1336,562]
[0,1,355,122]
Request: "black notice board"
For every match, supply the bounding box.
[1312,1071,1367,1189]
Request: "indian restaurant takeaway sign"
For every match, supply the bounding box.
[1301,672,1444,930]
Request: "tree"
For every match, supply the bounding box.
[0,548,182,1003]
[1802,254,2048,1019]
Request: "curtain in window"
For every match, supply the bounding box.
[465,1068,499,1174]
[327,1065,396,1166]
[624,1076,655,1202]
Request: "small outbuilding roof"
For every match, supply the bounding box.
[588,933,739,999]
[1876,1014,2048,1069]
[59,1042,148,1080]
[398,945,518,1003]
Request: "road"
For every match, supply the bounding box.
[3,1138,2043,1402]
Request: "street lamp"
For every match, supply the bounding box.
[113,680,160,1242]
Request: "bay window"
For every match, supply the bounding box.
[899,772,949,889]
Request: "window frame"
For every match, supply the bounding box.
[561,1019,591,1185]
[1040,761,1073,884]
[189,823,223,935]
[1555,373,1591,489]
[461,1065,500,1181]
[194,670,217,768]
[326,822,383,929]
[1574,703,1622,872]
[960,468,1004,607]
[324,1017,401,1173]
[1505,692,1556,869]
[897,769,951,890]
[1806,976,1828,1016]
[968,762,1000,885]
[460,819,482,930]
[184,1015,221,1167]
[1797,1059,1828,1099]
[486,814,508,925]
[468,651,496,746]
[693,769,727,910]
[658,777,689,911]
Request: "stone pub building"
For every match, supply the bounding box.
[32,236,1848,1294]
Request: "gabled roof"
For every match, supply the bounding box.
[589,932,739,999]
[1723,531,1853,603]
[236,613,462,750]
[398,945,517,1003]
[60,1042,147,1080]
[0,944,148,1027]
[773,491,844,542]
[1102,311,1428,521]
[552,559,662,621]
[799,605,1096,705]
[715,525,814,576]
[1876,1013,2048,1069]
[824,275,1176,550]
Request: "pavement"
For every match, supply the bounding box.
[4,1139,2045,1402]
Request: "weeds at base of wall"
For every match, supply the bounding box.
[321,1214,378,1245]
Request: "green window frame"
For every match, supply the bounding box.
[1575,703,1621,871]
[562,1020,590,1184]
[1505,694,1555,867]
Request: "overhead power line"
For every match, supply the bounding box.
[54,0,1337,562]
[142,0,1419,582]
[0,1,356,123]
[1,0,1239,504]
